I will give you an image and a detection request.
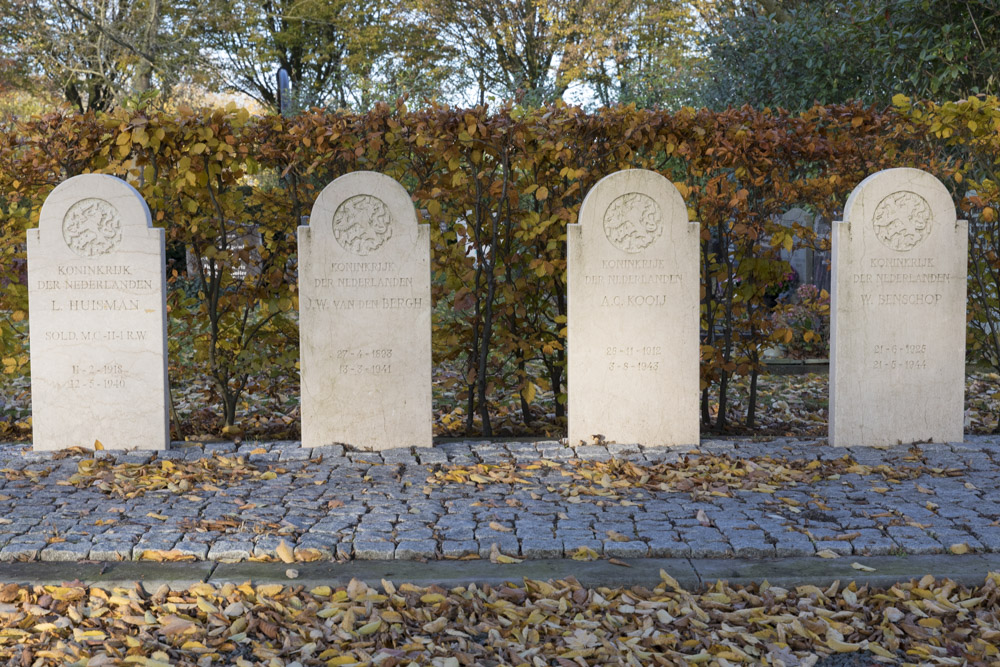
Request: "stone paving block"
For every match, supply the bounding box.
[477,536,519,558]
[563,539,604,556]
[40,540,92,562]
[698,441,738,455]
[520,538,564,559]
[396,528,434,541]
[0,539,47,561]
[728,531,775,558]
[967,526,1000,552]
[173,541,209,560]
[395,540,437,560]
[295,539,336,560]
[606,443,642,459]
[381,449,417,464]
[415,448,448,464]
[536,444,575,460]
[207,541,253,562]
[646,536,691,558]
[604,540,650,558]
[353,540,395,560]
[475,526,515,542]
[439,528,474,541]
[132,536,180,559]
[573,446,612,461]
[845,528,893,556]
[930,529,984,552]
[689,540,733,558]
[769,531,814,557]
[89,543,131,561]
[885,526,943,555]
[813,540,853,556]
[440,540,478,558]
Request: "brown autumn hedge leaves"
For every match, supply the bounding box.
[0,99,996,436]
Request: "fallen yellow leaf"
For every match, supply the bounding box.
[276,540,295,564]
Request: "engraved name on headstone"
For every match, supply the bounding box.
[830,168,968,446]
[568,169,700,447]
[298,171,432,450]
[27,174,169,450]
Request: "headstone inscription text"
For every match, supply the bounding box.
[830,168,967,447]
[568,169,700,447]
[298,171,432,450]
[27,174,170,451]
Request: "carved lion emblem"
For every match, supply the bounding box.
[62,199,123,257]
[332,195,393,256]
[872,191,932,252]
[602,193,663,253]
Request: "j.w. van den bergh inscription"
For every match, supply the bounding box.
[332,194,393,256]
[298,171,432,450]
[27,174,169,451]
[830,168,967,447]
[568,169,699,447]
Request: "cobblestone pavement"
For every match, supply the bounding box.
[0,436,996,563]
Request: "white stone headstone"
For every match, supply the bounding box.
[567,169,700,447]
[830,168,967,446]
[27,174,169,451]
[298,171,432,450]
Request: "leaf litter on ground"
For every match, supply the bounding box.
[426,451,965,502]
[2,370,998,441]
[2,571,1000,665]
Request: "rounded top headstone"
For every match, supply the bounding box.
[37,174,152,250]
[579,169,688,252]
[308,171,418,249]
[842,168,955,252]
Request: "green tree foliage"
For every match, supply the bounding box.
[0,0,206,111]
[699,0,1000,111]
[413,0,702,108]
[202,0,454,111]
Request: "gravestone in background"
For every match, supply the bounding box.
[780,207,817,287]
[568,169,700,447]
[27,174,169,451]
[830,167,967,447]
[298,171,432,450]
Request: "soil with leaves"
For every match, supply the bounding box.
[1,370,998,442]
[1,571,1000,666]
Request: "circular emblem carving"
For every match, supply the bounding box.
[332,195,393,256]
[872,191,932,252]
[602,193,663,253]
[62,198,123,257]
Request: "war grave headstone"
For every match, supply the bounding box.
[830,167,967,447]
[27,174,169,451]
[298,171,432,450]
[567,169,700,447]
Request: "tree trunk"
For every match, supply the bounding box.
[746,366,759,428]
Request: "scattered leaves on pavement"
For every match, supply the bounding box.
[3,572,1000,665]
[427,453,966,501]
[58,454,295,499]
